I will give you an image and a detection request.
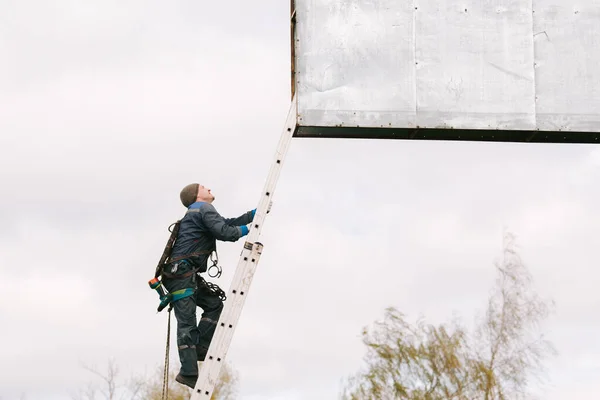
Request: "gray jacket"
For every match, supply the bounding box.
[170,201,254,273]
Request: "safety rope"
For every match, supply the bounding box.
[162,305,172,400]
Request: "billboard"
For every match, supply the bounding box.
[290,0,600,143]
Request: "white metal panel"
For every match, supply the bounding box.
[415,0,536,130]
[294,0,417,128]
[294,0,600,135]
[533,0,600,131]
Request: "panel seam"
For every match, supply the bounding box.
[531,0,538,134]
[413,1,418,127]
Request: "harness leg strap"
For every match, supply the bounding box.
[157,287,196,312]
[170,288,195,302]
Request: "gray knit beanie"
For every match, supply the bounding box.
[180,183,199,207]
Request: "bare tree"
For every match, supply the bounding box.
[468,232,555,400]
[71,358,143,400]
[342,232,556,400]
[73,358,238,400]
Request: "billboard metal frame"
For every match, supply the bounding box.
[289,1,600,144]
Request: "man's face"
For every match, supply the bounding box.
[196,184,215,203]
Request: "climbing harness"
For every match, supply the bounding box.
[168,248,215,265]
[149,277,195,312]
[150,217,224,312]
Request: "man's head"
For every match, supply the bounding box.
[180,183,215,207]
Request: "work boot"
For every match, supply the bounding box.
[175,373,198,389]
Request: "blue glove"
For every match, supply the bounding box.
[240,224,250,236]
[251,201,272,218]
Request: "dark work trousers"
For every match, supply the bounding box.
[162,260,224,377]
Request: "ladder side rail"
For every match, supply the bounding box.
[190,95,298,399]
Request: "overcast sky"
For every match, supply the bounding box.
[1,1,600,399]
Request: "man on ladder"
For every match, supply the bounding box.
[161,182,260,388]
